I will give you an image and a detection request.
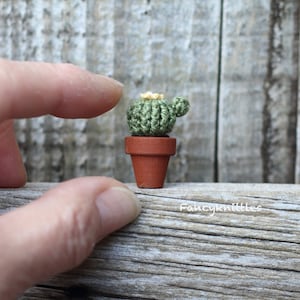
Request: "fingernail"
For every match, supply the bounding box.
[95,186,141,239]
[109,77,124,88]
[94,74,124,88]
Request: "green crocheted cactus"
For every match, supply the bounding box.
[127,92,189,136]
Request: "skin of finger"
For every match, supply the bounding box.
[0,59,123,122]
[0,177,131,298]
[0,59,123,188]
[0,120,27,187]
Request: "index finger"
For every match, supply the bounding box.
[0,60,123,122]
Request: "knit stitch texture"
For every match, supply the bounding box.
[127,96,189,136]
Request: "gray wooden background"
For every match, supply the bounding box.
[0,0,299,183]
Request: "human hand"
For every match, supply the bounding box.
[0,60,141,298]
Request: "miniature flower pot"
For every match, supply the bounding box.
[125,136,176,188]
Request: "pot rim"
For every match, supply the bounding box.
[125,136,176,156]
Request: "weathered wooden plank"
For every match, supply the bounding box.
[50,0,89,180]
[262,0,299,183]
[113,0,152,183]
[27,1,65,181]
[113,0,220,183]
[182,0,220,182]
[0,183,299,299]
[0,0,299,183]
[8,0,117,182]
[0,1,12,58]
[0,1,25,60]
[218,0,271,182]
[218,0,299,183]
[2,0,220,183]
[295,2,300,183]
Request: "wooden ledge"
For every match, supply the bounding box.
[0,183,299,299]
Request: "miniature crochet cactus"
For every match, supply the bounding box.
[127,91,189,136]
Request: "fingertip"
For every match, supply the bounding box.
[52,64,124,118]
[0,120,27,188]
[90,73,124,113]
[0,156,27,187]
[95,186,141,239]
[0,171,27,188]
[0,176,140,298]
[0,60,124,120]
[94,74,124,90]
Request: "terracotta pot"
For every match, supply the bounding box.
[125,136,176,188]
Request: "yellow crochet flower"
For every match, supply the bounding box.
[140,91,164,100]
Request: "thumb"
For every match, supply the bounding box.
[0,177,140,299]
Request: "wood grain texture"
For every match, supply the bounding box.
[0,0,220,183]
[183,0,220,182]
[113,0,220,183]
[0,0,299,183]
[295,1,300,183]
[0,183,299,299]
[262,0,299,183]
[218,0,270,182]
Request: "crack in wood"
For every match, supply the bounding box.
[262,0,299,183]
